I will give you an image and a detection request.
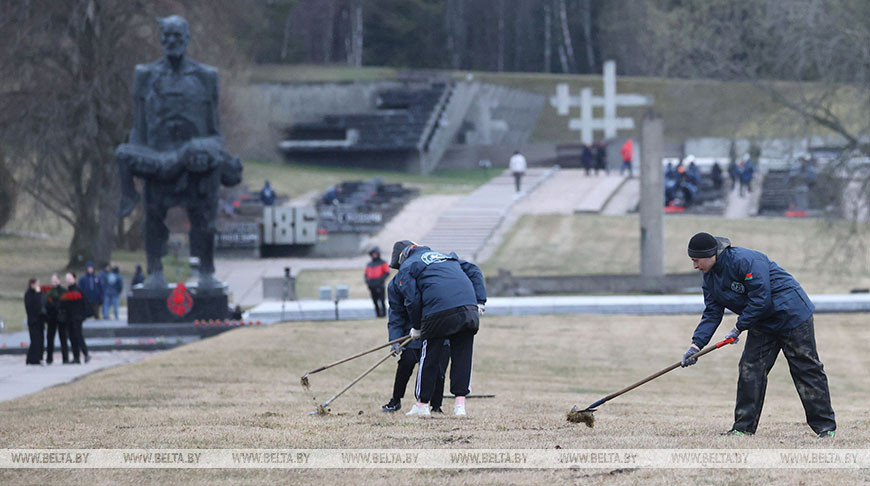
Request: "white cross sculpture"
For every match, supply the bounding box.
[549,60,653,144]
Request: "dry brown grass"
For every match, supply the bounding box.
[1,313,868,484]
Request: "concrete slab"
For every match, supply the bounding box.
[247,293,870,323]
[0,351,151,402]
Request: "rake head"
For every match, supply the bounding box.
[300,374,310,390]
[566,405,596,428]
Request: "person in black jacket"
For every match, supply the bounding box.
[44,273,70,364]
[382,277,449,413]
[61,272,91,364]
[364,246,390,317]
[24,278,45,365]
[389,240,487,417]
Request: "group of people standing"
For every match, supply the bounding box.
[581,140,610,176]
[727,156,755,197]
[23,261,141,366]
[77,261,129,321]
[24,272,92,365]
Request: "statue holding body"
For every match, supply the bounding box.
[116,15,242,290]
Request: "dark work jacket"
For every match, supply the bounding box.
[79,273,103,304]
[24,288,44,324]
[692,242,814,348]
[393,246,486,334]
[387,278,422,350]
[60,284,90,326]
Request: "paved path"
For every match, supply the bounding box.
[0,351,151,402]
[476,169,629,262]
[422,168,555,260]
[724,175,764,219]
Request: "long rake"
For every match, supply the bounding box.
[309,336,414,415]
[300,335,410,389]
[567,336,738,427]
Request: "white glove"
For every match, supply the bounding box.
[410,328,422,340]
[477,303,485,316]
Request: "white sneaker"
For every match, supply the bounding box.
[454,404,466,417]
[406,403,431,417]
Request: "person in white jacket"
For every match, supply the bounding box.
[509,151,527,193]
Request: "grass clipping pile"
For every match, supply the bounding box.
[566,406,595,428]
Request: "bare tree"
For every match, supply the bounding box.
[556,0,577,73]
[0,0,245,267]
[543,1,552,72]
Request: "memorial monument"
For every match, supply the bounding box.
[116,15,243,323]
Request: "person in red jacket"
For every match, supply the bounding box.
[620,138,634,177]
[61,272,91,364]
[364,246,390,317]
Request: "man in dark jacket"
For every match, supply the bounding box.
[61,272,91,364]
[78,262,102,320]
[44,273,69,364]
[389,240,487,417]
[364,246,390,317]
[382,277,448,413]
[24,278,45,365]
[681,233,836,438]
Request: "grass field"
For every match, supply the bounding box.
[482,214,870,294]
[1,313,868,484]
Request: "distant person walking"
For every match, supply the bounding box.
[79,262,102,320]
[594,140,608,175]
[739,157,755,197]
[44,273,69,364]
[727,159,740,191]
[620,139,634,177]
[103,266,123,320]
[509,150,527,193]
[62,272,91,364]
[711,161,724,191]
[581,144,593,176]
[364,246,390,318]
[24,278,45,365]
[389,240,487,417]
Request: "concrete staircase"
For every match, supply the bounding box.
[422,168,554,261]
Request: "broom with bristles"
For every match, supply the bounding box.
[568,336,737,428]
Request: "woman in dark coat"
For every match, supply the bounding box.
[24,278,45,365]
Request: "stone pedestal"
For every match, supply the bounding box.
[127,283,228,324]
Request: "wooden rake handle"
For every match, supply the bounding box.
[584,337,737,410]
[303,335,411,377]
[319,336,414,410]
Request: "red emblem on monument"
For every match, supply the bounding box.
[167,282,193,317]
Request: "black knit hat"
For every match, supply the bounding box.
[688,232,718,258]
[389,240,415,269]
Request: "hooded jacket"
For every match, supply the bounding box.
[692,237,814,347]
[392,246,486,334]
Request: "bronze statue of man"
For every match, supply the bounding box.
[116,15,242,290]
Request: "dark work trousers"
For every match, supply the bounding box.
[512,172,523,192]
[392,345,448,409]
[26,319,45,364]
[417,330,475,404]
[369,286,386,317]
[68,319,89,362]
[734,317,836,434]
[45,317,70,363]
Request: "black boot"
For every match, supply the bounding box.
[382,398,401,412]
